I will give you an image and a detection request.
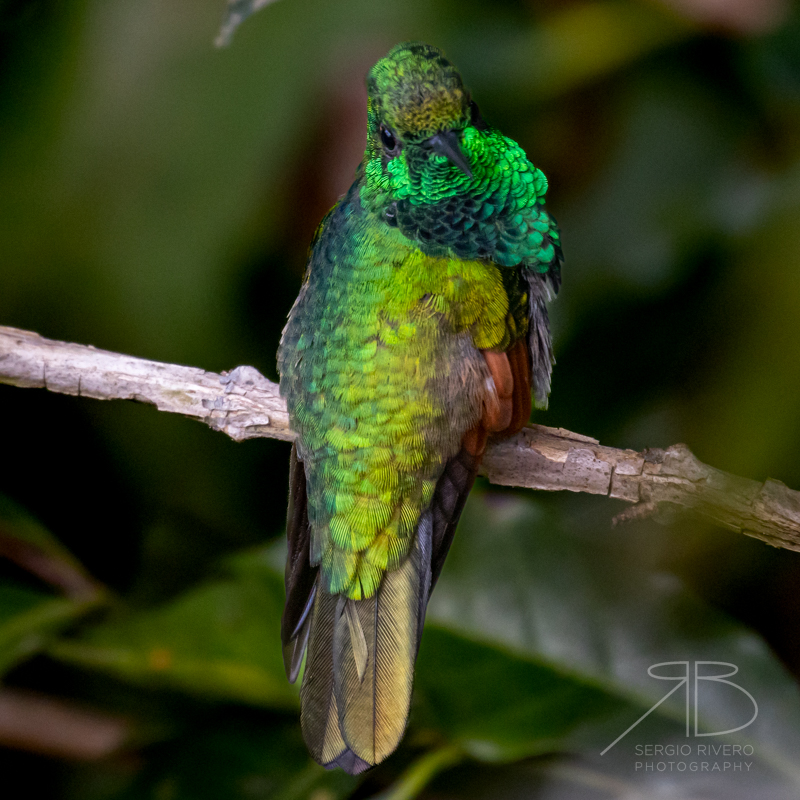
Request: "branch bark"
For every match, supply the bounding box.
[2,325,799,552]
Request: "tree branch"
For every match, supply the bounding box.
[0,325,292,443]
[2,325,799,552]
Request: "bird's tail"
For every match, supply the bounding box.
[299,513,431,773]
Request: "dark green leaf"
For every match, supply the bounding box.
[0,499,105,674]
[113,717,357,800]
[0,495,101,599]
[48,561,296,708]
[0,583,96,674]
[413,492,800,789]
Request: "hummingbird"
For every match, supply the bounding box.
[277,42,562,774]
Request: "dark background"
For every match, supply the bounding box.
[2,0,800,797]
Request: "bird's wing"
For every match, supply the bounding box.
[281,442,319,683]
[524,211,562,408]
[428,334,532,591]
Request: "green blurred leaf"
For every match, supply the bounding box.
[112,717,357,800]
[48,559,296,708]
[48,492,800,796]
[0,583,97,674]
[371,745,464,800]
[0,495,101,599]
[0,495,83,564]
[422,752,797,800]
[414,492,800,788]
[0,498,106,674]
[452,0,695,106]
[526,0,694,99]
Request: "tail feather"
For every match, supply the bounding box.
[300,585,348,766]
[329,749,372,775]
[333,535,422,767]
[283,594,314,684]
[297,535,426,773]
[342,597,368,682]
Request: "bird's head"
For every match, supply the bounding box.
[362,42,486,208]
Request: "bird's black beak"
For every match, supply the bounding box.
[426,130,473,178]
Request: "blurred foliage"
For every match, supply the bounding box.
[2,0,800,797]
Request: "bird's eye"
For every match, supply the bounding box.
[380,125,397,153]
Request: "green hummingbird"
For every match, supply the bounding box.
[277,42,562,774]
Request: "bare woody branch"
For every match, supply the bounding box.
[2,325,799,552]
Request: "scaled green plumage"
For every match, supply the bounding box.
[278,42,562,773]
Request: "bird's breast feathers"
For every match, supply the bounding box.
[279,225,526,600]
